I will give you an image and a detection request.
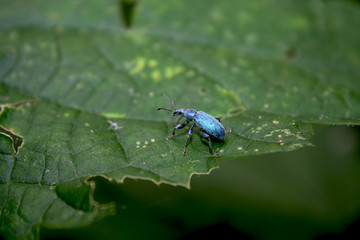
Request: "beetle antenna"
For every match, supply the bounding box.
[160,93,176,110]
[157,107,173,112]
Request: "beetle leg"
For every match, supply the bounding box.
[175,116,183,125]
[215,117,221,122]
[166,121,189,140]
[183,124,195,155]
[200,131,220,157]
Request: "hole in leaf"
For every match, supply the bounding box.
[55,178,94,212]
[0,125,23,156]
[0,100,35,155]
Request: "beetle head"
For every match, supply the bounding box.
[173,109,184,116]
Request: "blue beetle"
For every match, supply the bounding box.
[157,94,227,157]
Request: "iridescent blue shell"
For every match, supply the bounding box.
[194,111,225,141]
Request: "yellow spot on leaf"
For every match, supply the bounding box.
[148,59,158,67]
[102,113,126,118]
[151,70,162,82]
[130,57,146,75]
[165,66,184,79]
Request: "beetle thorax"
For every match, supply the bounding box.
[178,109,197,121]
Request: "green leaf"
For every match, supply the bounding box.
[0,0,359,239]
[41,125,360,239]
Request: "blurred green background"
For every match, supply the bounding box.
[40,125,360,239]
